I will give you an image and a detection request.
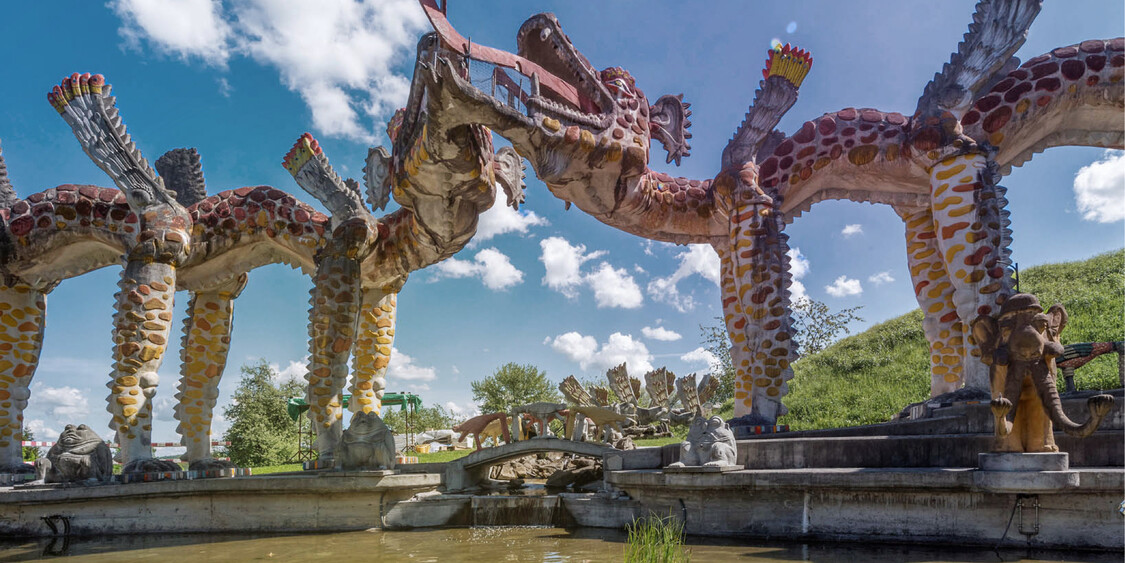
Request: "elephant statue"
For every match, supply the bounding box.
[970,293,1115,453]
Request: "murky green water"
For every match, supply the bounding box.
[0,528,1116,562]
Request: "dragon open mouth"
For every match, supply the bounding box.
[515,14,613,127]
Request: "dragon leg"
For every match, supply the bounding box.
[348,284,401,418]
[721,185,797,424]
[305,254,363,461]
[928,153,1014,391]
[897,206,965,396]
[0,284,46,472]
[175,274,247,465]
[109,260,179,466]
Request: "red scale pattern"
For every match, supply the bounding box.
[5,185,135,239]
[642,171,714,211]
[187,185,329,245]
[961,39,1124,140]
[756,108,909,191]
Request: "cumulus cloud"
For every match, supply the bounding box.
[432,247,524,290]
[1073,150,1125,223]
[647,244,720,312]
[585,263,643,309]
[680,347,719,370]
[271,357,308,382]
[112,0,233,66]
[787,247,810,302]
[30,384,90,420]
[445,401,479,418]
[472,202,548,245]
[386,347,436,382]
[539,237,641,308]
[25,419,60,441]
[112,0,428,141]
[825,275,863,297]
[841,224,863,237]
[642,326,682,342]
[548,332,653,373]
[868,271,895,285]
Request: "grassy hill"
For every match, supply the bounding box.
[779,249,1124,431]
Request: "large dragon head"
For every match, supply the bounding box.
[420,6,690,208]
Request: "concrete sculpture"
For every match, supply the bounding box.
[667,415,738,469]
[334,411,396,471]
[453,412,511,451]
[417,0,1123,425]
[510,402,569,439]
[0,67,525,471]
[564,405,635,444]
[970,293,1115,453]
[34,424,113,483]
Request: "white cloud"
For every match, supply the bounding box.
[472,201,548,245]
[647,244,720,312]
[386,347,436,382]
[868,271,895,285]
[841,224,863,237]
[113,0,428,142]
[680,347,719,370]
[585,263,643,309]
[787,247,810,302]
[642,326,683,342]
[270,357,308,382]
[540,237,605,298]
[548,332,653,373]
[539,237,641,308]
[432,247,524,290]
[407,383,430,392]
[30,384,91,420]
[112,0,233,66]
[825,275,863,297]
[25,419,59,441]
[1073,150,1125,223]
[451,365,460,375]
[445,401,479,418]
[153,396,177,422]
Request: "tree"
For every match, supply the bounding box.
[223,360,305,467]
[381,403,462,434]
[791,297,864,355]
[21,429,39,462]
[699,297,865,397]
[471,363,560,414]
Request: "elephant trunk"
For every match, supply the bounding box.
[1033,361,1112,437]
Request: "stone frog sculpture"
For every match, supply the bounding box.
[668,416,738,468]
[334,411,396,471]
[35,424,113,483]
[970,293,1115,453]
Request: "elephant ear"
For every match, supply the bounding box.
[1045,303,1068,341]
[971,314,1000,365]
[649,94,692,165]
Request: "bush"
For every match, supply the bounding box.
[223,360,304,467]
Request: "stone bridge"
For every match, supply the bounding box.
[443,437,617,491]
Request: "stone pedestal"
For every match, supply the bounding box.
[978,452,1068,472]
[663,464,743,473]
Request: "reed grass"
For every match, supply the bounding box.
[623,514,691,562]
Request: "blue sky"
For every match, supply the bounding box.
[1,1,1121,447]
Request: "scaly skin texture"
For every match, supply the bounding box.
[0,284,45,471]
[421,1,1119,421]
[175,274,246,462]
[896,206,964,395]
[348,286,399,417]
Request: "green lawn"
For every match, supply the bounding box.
[778,249,1124,431]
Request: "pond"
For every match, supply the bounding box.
[0,528,1117,562]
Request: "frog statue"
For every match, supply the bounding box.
[667,415,738,468]
[34,424,113,483]
[334,411,396,471]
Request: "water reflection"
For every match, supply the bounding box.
[0,528,1117,562]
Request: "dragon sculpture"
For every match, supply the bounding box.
[0,68,525,472]
[414,0,1123,425]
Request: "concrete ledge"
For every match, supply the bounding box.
[979,452,1069,472]
[0,472,442,537]
[973,470,1081,493]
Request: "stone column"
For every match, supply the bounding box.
[928,153,1013,391]
[0,283,46,473]
[175,274,247,465]
[896,205,965,396]
[305,252,363,461]
[717,164,797,424]
[349,284,402,418]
